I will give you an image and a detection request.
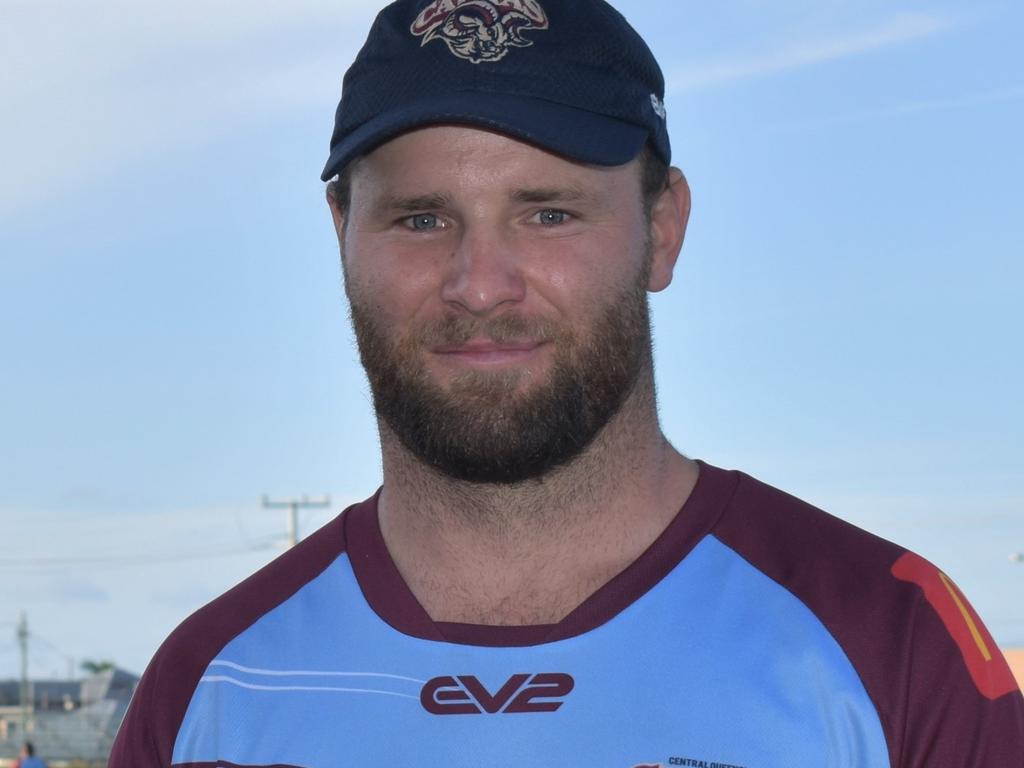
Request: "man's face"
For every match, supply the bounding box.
[333,126,677,484]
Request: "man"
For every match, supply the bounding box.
[14,742,46,768]
[110,1,1024,766]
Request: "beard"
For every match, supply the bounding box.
[347,265,653,485]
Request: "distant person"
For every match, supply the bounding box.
[14,742,46,768]
[111,1,1024,765]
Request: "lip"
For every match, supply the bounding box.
[430,339,548,365]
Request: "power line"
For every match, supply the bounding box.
[30,630,76,672]
[262,495,331,548]
[0,541,278,571]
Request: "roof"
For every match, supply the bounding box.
[0,667,139,762]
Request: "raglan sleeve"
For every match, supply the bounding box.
[889,551,1024,767]
[108,631,204,768]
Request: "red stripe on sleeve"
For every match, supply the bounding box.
[891,551,1018,701]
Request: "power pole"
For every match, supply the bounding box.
[17,612,29,737]
[262,495,331,548]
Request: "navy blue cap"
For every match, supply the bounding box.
[321,0,670,181]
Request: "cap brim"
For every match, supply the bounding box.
[320,91,648,181]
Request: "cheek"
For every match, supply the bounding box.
[525,229,645,313]
[344,247,445,328]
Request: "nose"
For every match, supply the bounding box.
[440,224,527,315]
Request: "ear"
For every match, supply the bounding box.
[647,167,691,293]
[326,183,347,242]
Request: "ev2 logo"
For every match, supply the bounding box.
[420,673,574,714]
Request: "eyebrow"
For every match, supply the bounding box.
[379,192,452,213]
[374,185,590,213]
[510,186,588,204]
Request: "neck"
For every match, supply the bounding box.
[375,371,698,625]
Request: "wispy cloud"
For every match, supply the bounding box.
[0,1,373,219]
[868,83,1024,115]
[51,575,110,604]
[765,84,1024,131]
[668,12,955,93]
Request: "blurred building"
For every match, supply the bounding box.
[0,667,138,764]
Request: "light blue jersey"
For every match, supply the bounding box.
[111,463,1024,767]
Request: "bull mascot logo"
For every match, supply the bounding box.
[411,0,550,64]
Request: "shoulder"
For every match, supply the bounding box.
[705,464,1024,767]
[710,467,908,620]
[108,497,372,767]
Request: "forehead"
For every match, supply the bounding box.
[348,125,642,200]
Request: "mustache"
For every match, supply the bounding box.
[411,314,564,346]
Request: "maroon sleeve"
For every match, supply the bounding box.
[710,468,1024,768]
[889,551,1024,767]
[108,508,355,767]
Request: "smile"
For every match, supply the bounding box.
[430,340,549,366]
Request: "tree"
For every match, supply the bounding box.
[79,659,115,675]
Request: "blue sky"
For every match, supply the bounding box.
[1,0,1021,679]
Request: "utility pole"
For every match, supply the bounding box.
[262,495,331,548]
[17,612,30,737]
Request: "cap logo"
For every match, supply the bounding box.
[410,0,550,64]
[650,94,666,120]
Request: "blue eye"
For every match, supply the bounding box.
[537,209,568,225]
[408,213,439,230]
